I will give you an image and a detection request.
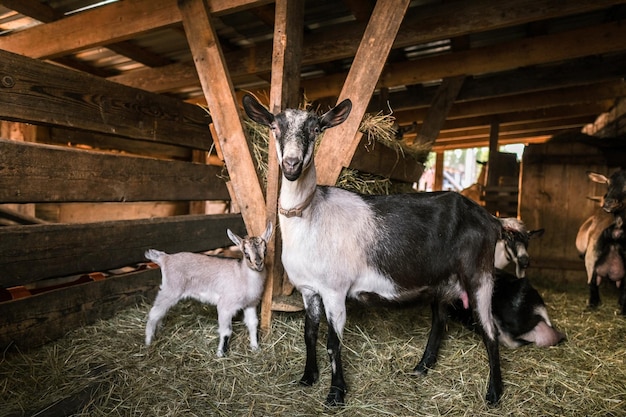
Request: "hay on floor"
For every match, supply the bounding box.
[1,280,625,417]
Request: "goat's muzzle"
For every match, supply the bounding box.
[282,157,303,181]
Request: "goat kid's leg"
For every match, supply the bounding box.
[216,307,236,357]
[300,293,322,386]
[619,280,626,315]
[145,291,179,346]
[413,299,447,375]
[325,304,348,407]
[243,306,259,351]
[588,272,601,309]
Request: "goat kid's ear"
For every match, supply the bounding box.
[320,99,352,131]
[262,221,273,242]
[588,171,609,185]
[242,94,274,126]
[227,228,243,248]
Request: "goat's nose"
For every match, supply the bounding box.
[283,157,301,170]
[517,255,530,268]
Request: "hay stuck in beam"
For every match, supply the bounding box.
[2,280,626,416]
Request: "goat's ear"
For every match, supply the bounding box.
[529,228,545,239]
[262,221,273,242]
[587,171,609,184]
[242,94,274,126]
[320,99,352,130]
[227,229,242,247]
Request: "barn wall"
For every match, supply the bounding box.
[0,49,245,350]
[520,133,626,283]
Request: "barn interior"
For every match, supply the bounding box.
[1,1,626,416]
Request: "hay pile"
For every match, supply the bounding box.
[2,280,625,417]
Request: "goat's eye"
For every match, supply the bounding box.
[312,126,320,136]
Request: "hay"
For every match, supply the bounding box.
[2,279,626,416]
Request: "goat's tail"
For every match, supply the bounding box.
[145,249,166,264]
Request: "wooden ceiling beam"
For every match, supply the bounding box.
[0,0,272,59]
[393,80,626,126]
[105,0,626,94]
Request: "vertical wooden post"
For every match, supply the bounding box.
[260,0,304,331]
[434,150,444,191]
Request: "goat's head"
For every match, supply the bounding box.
[496,218,544,278]
[227,222,273,272]
[242,94,352,181]
[588,169,626,214]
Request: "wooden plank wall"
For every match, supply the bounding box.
[520,136,626,283]
[0,49,245,350]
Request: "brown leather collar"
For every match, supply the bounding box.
[279,191,315,218]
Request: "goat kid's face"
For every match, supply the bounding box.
[227,222,273,272]
[242,94,352,181]
[589,169,626,213]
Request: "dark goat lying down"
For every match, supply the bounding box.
[448,269,565,348]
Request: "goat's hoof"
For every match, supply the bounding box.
[299,372,319,387]
[411,363,429,376]
[325,388,346,407]
[485,383,503,406]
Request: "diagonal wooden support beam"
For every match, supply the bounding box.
[410,75,466,145]
[314,0,411,186]
[178,0,266,236]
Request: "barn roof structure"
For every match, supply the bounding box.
[1,0,625,151]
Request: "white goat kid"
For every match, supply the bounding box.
[144,222,273,357]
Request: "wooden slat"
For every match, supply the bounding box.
[0,139,229,203]
[0,268,161,350]
[178,0,266,236]
[0,49,212,150]
[0,0,271,59]
[0,213,245,287]
[315,0,410,186]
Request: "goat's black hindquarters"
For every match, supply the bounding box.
[413,299,447,375]
[300,294,322,387]
[325,323,347,406]
[588,273,601,309]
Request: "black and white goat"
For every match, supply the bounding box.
[243,94,505,406]
[495,218,544,278]
[449,268,565,348]
[144,222,273,356]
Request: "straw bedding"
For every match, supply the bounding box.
[2,279,625,416]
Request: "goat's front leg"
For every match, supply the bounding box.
[619,279,626,315]
[588,272,601,309]
[325,319,347,406]
[216,307,236,357]
[413,298,446,375]
[300,292,322,386]
[243,306,259,351]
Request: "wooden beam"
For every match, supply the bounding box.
[260,0,304,329]
[0,139,229,203]
[0,214,245,287]
[315,0,411,186]
[410,75,465,145]
[0,0,272,59]
[0,49,212,150]
[299,20,626,100]
[107,0,626,95]
[178,0,266,236]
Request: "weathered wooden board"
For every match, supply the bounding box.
[0,49,213,150]
[348,135,423,183]
[0,268,161,351]
[0,214,245,287]
[0,139,229,203]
